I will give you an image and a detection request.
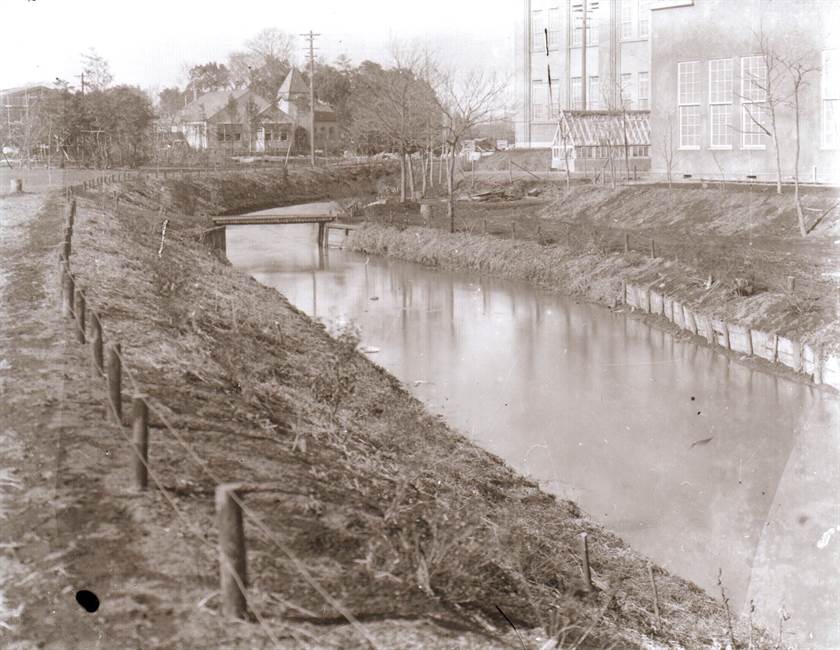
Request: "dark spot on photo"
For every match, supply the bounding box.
[75,590,100,613]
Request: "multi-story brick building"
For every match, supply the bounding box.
[515,0,653,147]
[649,0,839,183]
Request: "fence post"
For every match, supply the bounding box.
[579,532,592,590]
[90,312,104,376]
[131,396,149,490]
[216,484,248,619]
[61,267,75,319]
[74,289,86,343]
[106,343,122,422]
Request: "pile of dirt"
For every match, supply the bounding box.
[0,173,776,648]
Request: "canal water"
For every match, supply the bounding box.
[227,202,840,648]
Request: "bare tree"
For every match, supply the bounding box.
[660,111,676,190]
[741,29,787,194]
[433,68,508,232]
[81,48,113,92]
[780,49,820,237]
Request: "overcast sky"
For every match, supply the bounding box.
[1,0,517,96]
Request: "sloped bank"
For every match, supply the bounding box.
[346,223,839,390]
[26,171,778,648]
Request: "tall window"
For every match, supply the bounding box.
[571,76,583,110]
[638,0,651,38]
[532,10,544,52]
[571,2,598,47]
[638,71,649,109]
[709,58,733,148]
[620,73,634,108]
[548,74,562,115]
[621,0,634,39]
[532,80,547,121]
[823,50,840,149]
[741,55,766,149]
[547,7,561,49]
[678,61,701,148]
[589,76,600,109]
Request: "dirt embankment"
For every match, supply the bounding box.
[348,182,840,387]
[0,170,778,648]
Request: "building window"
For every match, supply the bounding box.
[571,1,597,47]
[621,0,634,39]
[709,58,733,104]
[621,73,634,108]
[823,49,840,149]
[548,75,562,114]
[638,0,651,38]
[589,75,600,109]
[532,80,547,121]
[710,105,732,148]
[678,61,701,148]
[709,59,733,148]
[741,56,766,149]
[532,10,544,52]
[742,104,766,149]
[638,71,649,109]
[571,76,583,110]
[548,7,561,49]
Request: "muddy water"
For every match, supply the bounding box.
[226,202,840,648]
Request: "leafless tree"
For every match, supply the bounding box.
[741,29,787,194]
[660,111,676,190]
[780,49,820,237]
[433,68,508,232]
[81,48,113,92]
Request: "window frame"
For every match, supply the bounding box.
[740,55,767,150]
[532,10,544,52]
[708,58,734,149]
[677,61,701,149]
[638,71,649,110]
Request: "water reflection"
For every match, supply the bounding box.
[227,215,839,648]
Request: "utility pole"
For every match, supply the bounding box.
[300,30,320,167]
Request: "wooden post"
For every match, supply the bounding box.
[90,312,104,376]
[649,565,661,627]
[508,158,513,183]
[61,268,75,319]
[650,239,656,258]
[106,343,122,422]
[624,233,630,254]
[74,289,86,343]
[536,225,542,242]
[786,276,796,294]
[63,233,72,261]
[65,202,75,228]
[216,484,248,619]
[512,223,517,240]
[131,396,149,490]
[579,532,592,590]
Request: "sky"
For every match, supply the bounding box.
[0,0,518,98]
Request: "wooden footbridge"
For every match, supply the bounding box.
[211,213,358,248]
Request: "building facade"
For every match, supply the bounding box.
[516,0,653,147]
[649,0,840,183]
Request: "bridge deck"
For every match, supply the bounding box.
[212,214,336,226]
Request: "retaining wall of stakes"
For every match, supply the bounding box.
[624,282,839,390]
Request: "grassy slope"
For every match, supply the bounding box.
[1,169,779,648]
[350,182,840,357]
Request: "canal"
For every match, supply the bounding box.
[226,202,840,648]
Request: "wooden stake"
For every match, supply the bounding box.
[63,234,72,261]
[74,289,86,344]
[61,268,74,319]
[106,343,122,422]
[131,396,149,490]
[216,484,248,619]
[649,564,661,627]
[483,218,487,234]
[650,239,656,258]
[579,532,592,590]
[512,223,517,240]
[624,233,630,254]
[90,312,103,376]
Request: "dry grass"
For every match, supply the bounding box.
[43,171,783,648]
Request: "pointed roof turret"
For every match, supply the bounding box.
[277,67,309,101]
